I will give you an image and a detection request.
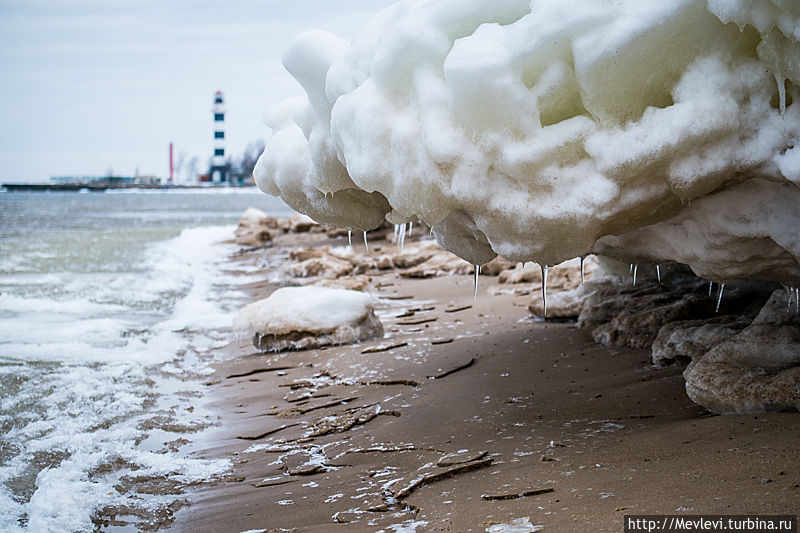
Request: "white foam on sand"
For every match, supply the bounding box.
[0,225,242,531]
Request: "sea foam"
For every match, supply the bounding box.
[0,224,243,531]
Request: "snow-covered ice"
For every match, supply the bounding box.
[233,286,384,351]
[254,0,800,284]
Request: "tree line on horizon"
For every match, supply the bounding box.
[172,140,265,184]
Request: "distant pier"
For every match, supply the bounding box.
[1,183,255,192]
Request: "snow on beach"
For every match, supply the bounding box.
[255,0,800,284]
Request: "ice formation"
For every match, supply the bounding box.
[234,207,274,246]
[254,0,800,284]
[684,289,800,413]
[233,287,383,351]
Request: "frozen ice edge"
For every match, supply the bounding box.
[254,0,800,286]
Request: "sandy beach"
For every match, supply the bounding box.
[4,1,800,532]
[168,221,800,533]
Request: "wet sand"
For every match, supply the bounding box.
[169,230,800,532]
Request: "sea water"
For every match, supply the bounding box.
[0,189,293,532]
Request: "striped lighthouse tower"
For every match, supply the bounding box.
[211,90,229,183]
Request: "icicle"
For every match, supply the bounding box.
[363,231,369,253]
[632,264,638,286]
[795,287,799,313]
[348,229,352,248]
[656,264,661,283]
[393,224,399,244]
[473,264,480,300]
[541,265,549,317]
[580,257,585,287]
[708,280,714,297]
[399,223,407,250]
[776,75,787,114]
[715,282,725,313]
[409,221,413,235]
[629,263,633,274]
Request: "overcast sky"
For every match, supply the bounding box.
[0,0,395,183]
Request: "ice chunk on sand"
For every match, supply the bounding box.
[486,517,543,533]
[233,287,383,352]
[234,207,274,247]
[683,289,800,413]
[254,0,800,285]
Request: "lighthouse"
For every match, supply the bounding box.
[210,90,230,183]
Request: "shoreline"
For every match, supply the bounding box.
[170,223,800,532]
[0,183,258,193]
